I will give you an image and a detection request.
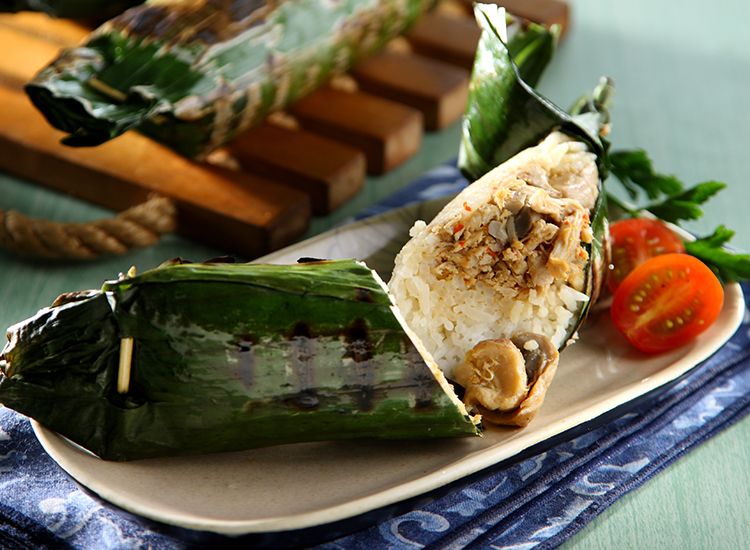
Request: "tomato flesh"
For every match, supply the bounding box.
[608,218,685,293]
[611,254,723,353]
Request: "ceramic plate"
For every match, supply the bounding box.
[32,198,744,536]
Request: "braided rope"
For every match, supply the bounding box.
[0,197,177,260]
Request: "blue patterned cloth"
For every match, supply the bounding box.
[1,164,749,549]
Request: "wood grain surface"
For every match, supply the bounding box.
[0,86,311,256]
[351,50,469,130]
[227,122,366,215]
[290,87,424,175]
[407,12,482,69]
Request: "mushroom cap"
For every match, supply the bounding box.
[455,333,560,427]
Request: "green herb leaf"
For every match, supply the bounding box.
[646,181,726,223]
[694,224,734,247]
[606,149,748,282]
[685,226,750,282]
[609,149,683,200]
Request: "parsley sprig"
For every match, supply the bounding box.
[685,227,750,282]
[605,149,749,282]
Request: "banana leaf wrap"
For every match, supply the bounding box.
[0,0,143,18]
[25,0,436,158]
[459,4,608,182]
[0,259,479,461]
[385,6,614,427]
[458,4,613,346]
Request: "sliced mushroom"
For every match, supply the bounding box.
[509,206,533,242]
[454,339,528,412]
[489,206,534,246]
[511,332,558,382]
[454,334,559,428]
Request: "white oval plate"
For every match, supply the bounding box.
[33,198,744,536]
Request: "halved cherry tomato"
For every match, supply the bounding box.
[611,254,723,353]
[608,218,685,293]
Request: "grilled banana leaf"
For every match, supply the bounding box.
[0,0,142,18]
[0,259,479,461]
[26,0,436,158]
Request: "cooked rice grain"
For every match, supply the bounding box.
[388,133,596,378]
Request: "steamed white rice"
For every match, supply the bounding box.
[388,221,589,377]
[387,132,596,378]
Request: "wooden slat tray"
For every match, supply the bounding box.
[0,0,568,257]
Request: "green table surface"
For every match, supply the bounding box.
[1,0,749,547]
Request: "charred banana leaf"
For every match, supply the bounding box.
[26,0,436,158]
[0,259,479,461]
[0,0,142,18]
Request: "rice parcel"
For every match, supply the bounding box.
[388,132,603,426]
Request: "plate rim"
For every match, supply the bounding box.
[31,204,747,536]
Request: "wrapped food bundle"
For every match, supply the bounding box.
[26,0,438,158]
[389,4,611,427]
[389,131,605,426]
[0,260,480,461]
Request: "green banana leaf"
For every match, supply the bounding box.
[25,0,436,158]
[0,0,143,18]
[0,259,479,461]
[459,3,607,182]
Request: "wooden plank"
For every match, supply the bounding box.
[0,86,311,256]
[0,20,366,213]
[406,13,481,70]
[290,87,423,175]
[458,0,570,35]
[0,23,312,254]
[227,122,366,215]
[0,12,89,47]
[0,18,63,88]
[501,0,570,32]
[351,51,469,131]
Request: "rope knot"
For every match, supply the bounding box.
[0,197,176,260]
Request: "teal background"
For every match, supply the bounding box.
[556,1,750,548]
[1,0,748,546]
